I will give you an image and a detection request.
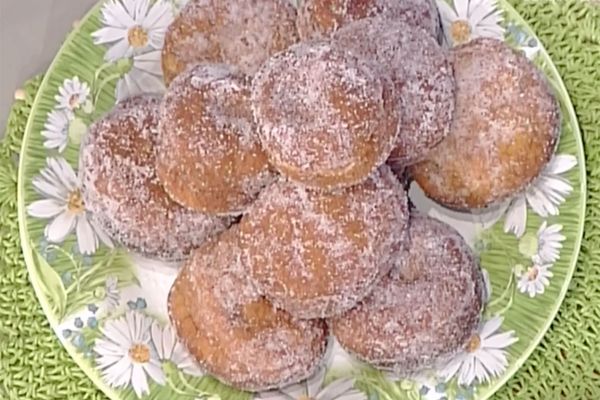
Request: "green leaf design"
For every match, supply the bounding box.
[32,245,67,319]
[356,369,417,400]
[63,251,137,318]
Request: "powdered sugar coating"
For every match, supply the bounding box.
[80,96,230,261]
[411,38,561,209]
[334,18,455,166]
[157,64,274,215]
[297,0,442,41]
[168,228,329,391]
[331,213,484,373]
[161,0,299,84]
[239,165,409,319]
[252,41,400,190]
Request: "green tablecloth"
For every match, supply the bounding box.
[1,0,599,399]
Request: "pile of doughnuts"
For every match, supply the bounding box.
[80,0,560,392]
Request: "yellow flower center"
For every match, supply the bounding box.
[467,334,481,353]
[298,396,313,400]
[67,190,85,214]
[129,343,150,363]
[450,20,472,45]
[68,94,81,109]
[127,25,149,48]
[527,266,539,281]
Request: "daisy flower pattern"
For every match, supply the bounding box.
[27,157,112,255]
[92,0,173,62]
[95,312,166,398]
[54,77,91,117]
[439,316,518,386]
[533,222,565,264]
[436,0,504,46]
[517,262,553,298]
[41,110,70,153]
[116,51,166,101]
[504,155,577,238]
[150,321,203,376]
[256,367,367,400]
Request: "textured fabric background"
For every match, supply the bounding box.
[1,1,599,399]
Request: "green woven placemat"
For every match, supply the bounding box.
[1,0,599,399]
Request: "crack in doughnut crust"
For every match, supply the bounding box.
[410,38,561,210]
[161,0,299,85]
[331,213,485,374]
[239,166,409,319]
[157,64,274,216]
[80,95,230,261]
[297,0,442,42]
[252,41,400,190]
[334,18,455,167]
[168,228,329,391]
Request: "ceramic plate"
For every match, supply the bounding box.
[18,1,586,399]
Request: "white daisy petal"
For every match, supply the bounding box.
[440,355,463,381]
[315,378,356,400]
[480,316,504,339]
[161,326,176,360]
[131,363,150,398]
[539,176,574,197]
[143,359,166,386]
[27,199,65,219]
[470,357,485,383]
[55,78,91,114]
[95,338,128,357]
[546,154,577,175]
[90,218,115,248]
[523,154,576,219]
[109,316,135,345]
[96,354,123,369]
[307,367,327,398]
[536,223,565,264]
[45,212,77,243]
[32,177,65,200]
[483,331,518,348]
[526,186,557,217]
[454,0,469,19]
[49,158,78,190]
[281,381,308,399]
[94,0,173,63]
[439,314,518,385]
[458,355,476,385]
[76,215,98,255]
[92,26,127,44]
[467,0,492,25]
[133,51,163,75]
[504,195,527,237]
[483,348,510,370]
[100,355,132,387]
[96,311,168,397]
[105,38,131,61]
[143,0,172,30]
[103,0,136,28]
[150,322,165,359]
[436,0,459,24]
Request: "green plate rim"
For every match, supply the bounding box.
[16,2,121,399]
[16,0,587,399]
[477,0,587,398]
